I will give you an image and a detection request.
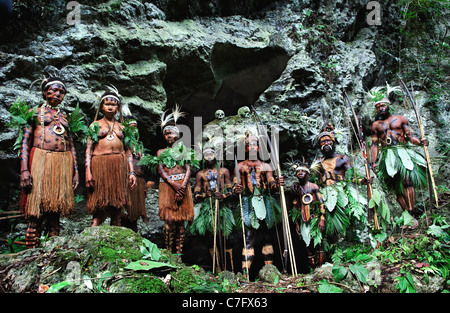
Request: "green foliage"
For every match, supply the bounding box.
[318,279,343,293]
[237,191,281,230]
[122,119,145,155]
[7,99,36,155]
[138,142,200,173]
[46,281,76,293]
[349,263,369,284]
[395,268,416,293]
[188,201,235,237]
[124,260,176,271]
[377,145,428,196]
[125,239,175,271]
[66,104,88,143]
[86,122,100,144]
[140,238,161,261]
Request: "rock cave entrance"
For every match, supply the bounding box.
[165,43,290,132]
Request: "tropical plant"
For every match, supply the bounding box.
[7,99,36,155]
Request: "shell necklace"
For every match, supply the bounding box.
[105,118,116,141]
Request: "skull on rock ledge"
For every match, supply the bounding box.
[215,109,225,120]
[237,106,251,118]
[281,108,290,118]
[270,105,281,115]
[292,111,301,119]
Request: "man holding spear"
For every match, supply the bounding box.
[190,140,234,273]
[369,84,429,229]
[233,130,286,278]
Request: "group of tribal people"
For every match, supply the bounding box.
[17,75,430,277]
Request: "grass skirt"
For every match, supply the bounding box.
[87,153,129,214]
[125,176,148,222]
[24,147,74,218]
[377,145,427,196]
[158,179,194,223]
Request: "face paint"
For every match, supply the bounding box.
[246,140,259,152]
[203,151,215,162]
[45,83,66,106]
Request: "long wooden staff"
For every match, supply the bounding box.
[235,155,249,281]
[343,91,379,231]
[251,106,297,276]
[212,161,224,274]
[216,159,225,271]
[399,79,438,214]
[210,188,218,274]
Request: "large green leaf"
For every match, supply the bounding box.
[300,222,311,246]
[141,238,161,261]
[406,148,426,167]
[318,280,343,293]
[349,263,368,284]
[125,260,175,271]
[251,189,267,220]
[336,185,348,208]
[332,265,348,282]
[46,281,76,293]
[323,186,338,212]
[397,147,414,170]
[348,185,367,206]
[379,202,391,222]
[386,148,398,177]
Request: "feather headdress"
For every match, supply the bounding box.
[366,82,402,105]
[160,103,186,134]
[286,158,311,174]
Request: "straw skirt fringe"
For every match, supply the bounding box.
[87,153,129,214]
[126,176,148,222]
[25,147,74,218]
[158,179,194,223]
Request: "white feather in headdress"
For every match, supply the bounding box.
[366,82,402,103]
[121,103,131,118]
[172,103,186,123]
[385,82,402,97]
[106,84,120,97]
[309,158,322,176]
[159,110,174,130]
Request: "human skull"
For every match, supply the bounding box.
[292,111,301,119]
[237,106,251,118]
[270,105,280,115]
[281,108,290,118]
[215,109,225,120]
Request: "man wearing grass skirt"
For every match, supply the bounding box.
[370,96,428,229]
[313,122,371,243]
[233,131,284,277]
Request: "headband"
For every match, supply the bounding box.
[44,80,66,90]
[163,125,180,134]
[295,166,310,174]
[101,94,121,103]
[202,148,215,155]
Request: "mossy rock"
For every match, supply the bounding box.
[68,226,144,273]
[258,264,282,284]
[171,265,214,293]
[109,274,170,293]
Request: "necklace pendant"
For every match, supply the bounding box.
[106,133,115,141]
[53,125,65,135]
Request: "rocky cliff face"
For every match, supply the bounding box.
[0,1,448,226]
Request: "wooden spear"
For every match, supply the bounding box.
[235,155,249,281]
[251,106,297,276]
[399,79,439,212]
[343,91,379,231]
